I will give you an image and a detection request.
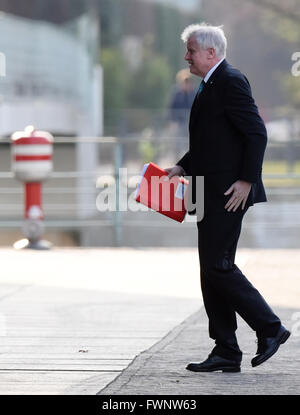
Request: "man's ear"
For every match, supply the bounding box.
[207,48,216,59]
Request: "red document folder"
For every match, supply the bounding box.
[135,162,188,222]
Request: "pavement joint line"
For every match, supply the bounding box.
[0,284,33,302]
[97,309,202,395]
[0,358,132,361]
[0,369,121,373]
[1,336,162,339]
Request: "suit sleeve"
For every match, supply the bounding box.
[224,75,267,183]
[176,151,191,176]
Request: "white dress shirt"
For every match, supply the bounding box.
[203,58,225,83]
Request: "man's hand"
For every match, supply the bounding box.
[164,165,185,179]
[224,180,252,212]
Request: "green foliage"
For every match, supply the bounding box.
[259,10,300,44]
[98,0,202,133]
[127,39,172,109]
[253,1,300,108]
[101,48,129,110]
[101,38,173,134]
[101,47,130,135]
[154,4,185,76]
[138,139,157,164]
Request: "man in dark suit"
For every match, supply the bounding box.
[166,23,290,373]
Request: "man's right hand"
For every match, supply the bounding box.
[164,165,186,179]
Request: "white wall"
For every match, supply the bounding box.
[0,12,97,136]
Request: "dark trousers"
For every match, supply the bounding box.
[197,207,281,362]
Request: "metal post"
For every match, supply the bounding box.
[114,140,123,246]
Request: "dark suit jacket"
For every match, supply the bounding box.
[176,59,267,213]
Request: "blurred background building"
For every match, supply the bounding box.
[0,0,299,248]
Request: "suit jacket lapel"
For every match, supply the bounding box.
[189,82,209,129]
[206,58,228,84]
[190,79,209,118]
[189,59,229,128]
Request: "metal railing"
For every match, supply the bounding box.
[0,135,300,246]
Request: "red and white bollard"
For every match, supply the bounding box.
[11,125,53,249]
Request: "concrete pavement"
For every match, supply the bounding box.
[0,247,201,394]
[99,306,299,395]
[0,248,299,395]
[99,249,300,395]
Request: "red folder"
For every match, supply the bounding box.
[135,162,188,222]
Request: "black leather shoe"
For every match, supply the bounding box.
[251,325,290,367]
[186,354,241,373]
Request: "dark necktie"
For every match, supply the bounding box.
[197,79,205,97]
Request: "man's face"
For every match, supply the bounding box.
[185,36,214,78]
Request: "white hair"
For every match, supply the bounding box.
[181,23,227,59]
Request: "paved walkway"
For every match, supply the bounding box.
[99,249,300,395]
[99,307,299,395]
[0,248,299,394]
[0,248,201,394]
